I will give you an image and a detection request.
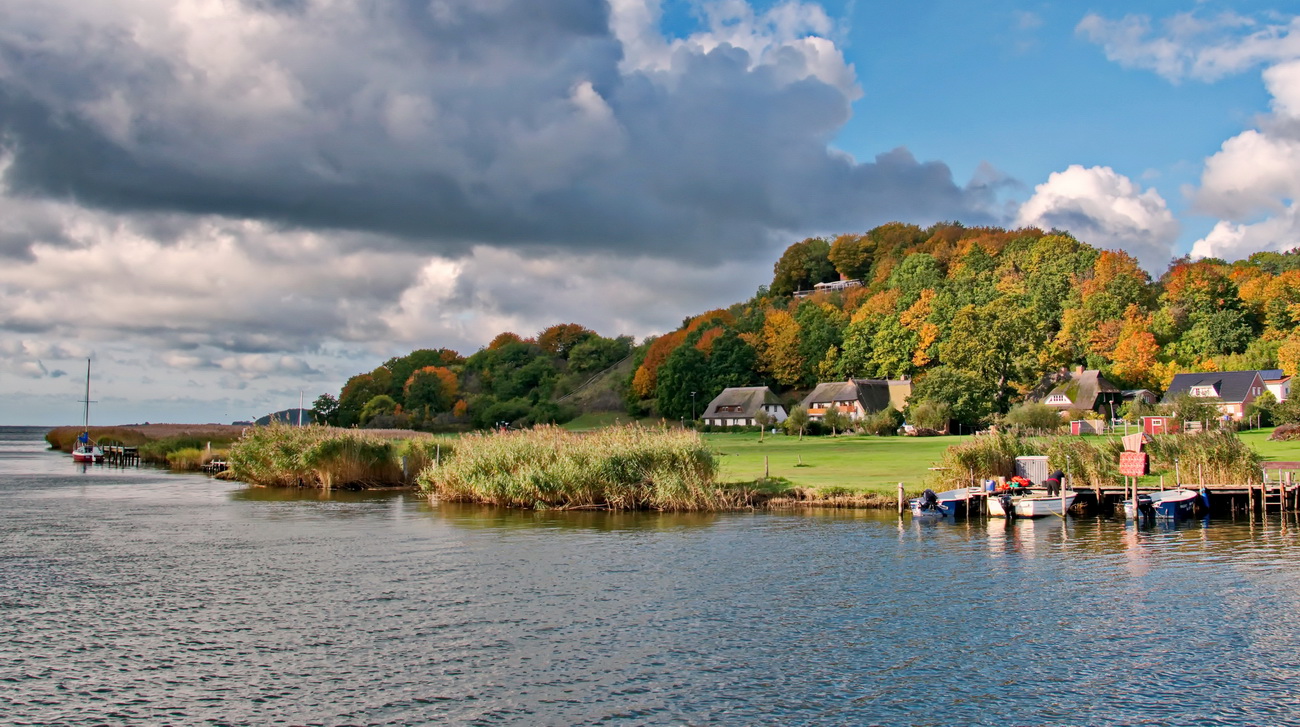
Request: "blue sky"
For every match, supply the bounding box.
[1,0,1299,424]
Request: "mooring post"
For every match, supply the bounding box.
[898,482,905,516]
[436,443,441,466]
[764,455,769,479]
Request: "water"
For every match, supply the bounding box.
[5,426,1300,726]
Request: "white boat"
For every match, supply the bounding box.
[987,490,1075,518]
[71,358,104,464]
[1123,488,1201,520]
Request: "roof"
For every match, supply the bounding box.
[1163,371,1264,404]
[702,387,783,419]
[1043,370,1120,410]
[1260,369,1288,382]
[799,378,910,412]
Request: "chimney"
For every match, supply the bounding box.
[1074,365,1084,376]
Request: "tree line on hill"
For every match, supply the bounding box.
[311,221,1300,432]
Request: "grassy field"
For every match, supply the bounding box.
[704,427,1300,496]
[707,431,971,494]
[561,412,660,431]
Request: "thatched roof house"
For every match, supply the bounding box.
[702,387,787,427]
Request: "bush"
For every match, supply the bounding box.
[908,401,951,433]
[1004,402,1064,432]
[861,407,903,436]
[1270,423,1300,441]
[166,448,205,471]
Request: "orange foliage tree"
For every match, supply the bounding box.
[537,323,595,356]
[405,366,460,414]
[1108,305,1162,390]
[631,330,686,399]
[757,309,804,386]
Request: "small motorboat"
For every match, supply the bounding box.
[910,488,950,519]
[1123,488,1201,520]
[988,490,1076,518]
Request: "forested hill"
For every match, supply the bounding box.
[314,221,1300,430]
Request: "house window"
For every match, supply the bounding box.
[1190,385,1217,397]
[1045,394,1071,405]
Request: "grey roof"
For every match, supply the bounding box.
[1043,370,1120,410]
[1260,369,1287,381]
[1163,371,1264,404]
[702,387,783,419]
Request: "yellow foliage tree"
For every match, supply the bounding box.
[757,309,804,386]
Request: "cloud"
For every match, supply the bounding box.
[0,0,1007,424]
[1015,165,1179,271]
[1188,59,1300,261]
[0,0,992,265]
[1077,11,1300,82]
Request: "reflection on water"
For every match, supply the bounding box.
[6,425,1300,725]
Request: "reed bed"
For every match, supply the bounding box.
[228,425,407,489]
[1145,430,1263,485]
[418,425,744,511]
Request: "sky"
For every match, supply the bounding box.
[2,0,1300,425]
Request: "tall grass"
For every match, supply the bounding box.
[931,432,1116,489]
[1145,430,1263,485]
[418,425,744,510]
[932,432,1043,488]
[45,426,148,451]
[228,425,410,489]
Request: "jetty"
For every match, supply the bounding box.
[102,445,140,466]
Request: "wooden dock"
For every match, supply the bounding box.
[102,445,140,466]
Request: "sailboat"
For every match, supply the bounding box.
[71,358,104,464]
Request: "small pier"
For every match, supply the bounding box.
[1070,460,1300,516]
[103,445,140,466]
[200,459,229,474]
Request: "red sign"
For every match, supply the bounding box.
[1119,452,1148,477]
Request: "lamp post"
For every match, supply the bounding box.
[691,391,697,422]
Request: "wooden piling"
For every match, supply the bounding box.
[898,482,905,515]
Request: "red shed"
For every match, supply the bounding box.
[1141,415,1179,435]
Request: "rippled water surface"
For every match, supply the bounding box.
[6,426,1300,725]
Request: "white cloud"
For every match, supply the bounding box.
[1077,11,1300,82]
[1016,165,1179,271]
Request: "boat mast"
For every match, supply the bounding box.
[81,358,93,433]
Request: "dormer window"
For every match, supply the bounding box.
[1190,385,1218,398]
[1046,394,1071,405]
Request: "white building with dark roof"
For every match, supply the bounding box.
[701,387,787,427]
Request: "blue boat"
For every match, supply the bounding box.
[910,487,973,519]
[1124,488,1202,520]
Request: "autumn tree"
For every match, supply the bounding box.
[537,323,595,357]
[770,237,837,296]
[756,309,804,386]
[828,234,874,281]
[405,366,459,415]
[631,331,686,399]
[1107,305,1162,390]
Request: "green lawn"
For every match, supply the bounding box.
[561,412,660,431]
[1238,427,1300,464]
[706,431,972,494]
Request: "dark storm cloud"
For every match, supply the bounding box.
[0,0,995,263]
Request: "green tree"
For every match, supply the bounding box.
[887,253,944,309]
[771,237,836,296]
[1181,308,1255,358]
[822,406,851,435]
[869,317,918,379]
[784,405,810,439]
[1003,402,1063,432]
[939,299,1041,409]
[312,393,339,425]
[359,394,398,425]
[568,335,632,374]
[706,330,760,391]
[337,369,392,427]
[795,301,845,385]
[654,345,709,421]
[384,349,461,404]
[909,366,997,427]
